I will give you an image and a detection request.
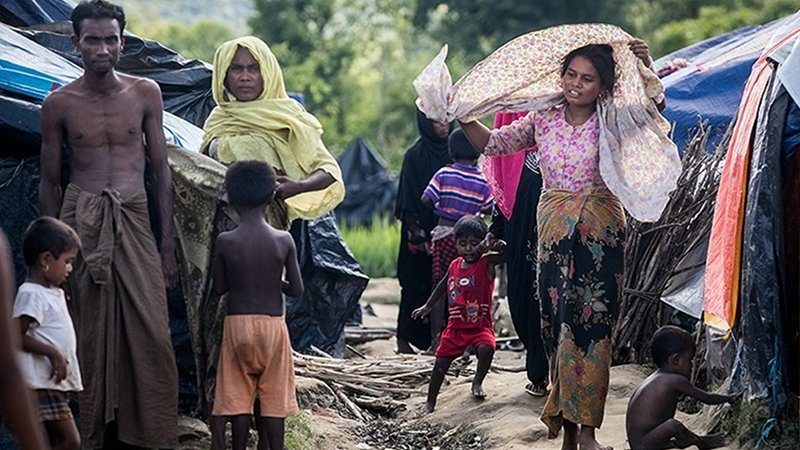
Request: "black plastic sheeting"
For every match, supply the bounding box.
[0,157,39,287]
[0,0,72,27]
[0,95,41,145]
[286,213,369,357]
[731,73,789,411]
[335,137,398,226]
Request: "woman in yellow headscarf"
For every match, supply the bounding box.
[198,37,347,443]
[202,36,344,223]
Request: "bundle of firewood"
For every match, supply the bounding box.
[293,349,522,420]
[612,125,729,364]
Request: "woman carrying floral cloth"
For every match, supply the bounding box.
[414,24,681,450]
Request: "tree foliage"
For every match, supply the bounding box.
[630,0,798,56]
[414,0,629,63]
[124,0,798,171]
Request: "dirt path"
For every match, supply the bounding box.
[178,278,736,450]
[349,278,736,450]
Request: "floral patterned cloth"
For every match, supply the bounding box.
[486,107,607,192]
[413,23,681,222]
[537,188,625,435]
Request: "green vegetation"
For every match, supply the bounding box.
[285,412,323,450]
[338,216,400,279]
[121,0,797,172]
[715,398,800,449]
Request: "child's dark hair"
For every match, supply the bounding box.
[651,325,695,368]
[561,44,616,95]
[71,0,126,37]
[225,160,277,208]
[454,215,488,240]
[448,129,481,162]
[23,217,81,267]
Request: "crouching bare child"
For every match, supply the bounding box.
[626,326,739,450]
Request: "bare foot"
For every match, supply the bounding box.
[425,401,436,413]
[471,383,486,399]
[578,437,612,450]
[698,433,727,450]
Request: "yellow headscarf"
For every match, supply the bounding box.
[201,36,344,221]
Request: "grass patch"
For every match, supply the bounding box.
[715,398,800,449]
[286,412,323,450]
[339,215,400,279]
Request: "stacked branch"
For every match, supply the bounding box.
[345,326,395,345]
[293,352,468,420]
[613,125,729,364]
[293,351,522,421]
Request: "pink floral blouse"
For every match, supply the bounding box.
[485,107,607,192]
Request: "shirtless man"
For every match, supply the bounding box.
[38,1,178,447]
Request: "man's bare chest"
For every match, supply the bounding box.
[62,94,146,148]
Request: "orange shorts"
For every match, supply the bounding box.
[212,315,299,418]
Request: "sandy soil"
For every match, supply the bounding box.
[179,278,736,450]
[349,278,736,450]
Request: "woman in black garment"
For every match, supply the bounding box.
[394,109,452,354]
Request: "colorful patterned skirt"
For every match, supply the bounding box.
[536,189,625,436]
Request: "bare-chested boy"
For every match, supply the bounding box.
[38,0,178,447]
[210,161,303,450]
[626,326,738,450]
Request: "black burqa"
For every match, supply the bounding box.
[489,161,548,385]
[395,110,451,350]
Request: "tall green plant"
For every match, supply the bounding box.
[339,216,401,279]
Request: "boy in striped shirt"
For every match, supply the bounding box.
[421,129,493,353]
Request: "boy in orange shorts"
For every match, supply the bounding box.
[413,215,505,412]
[210,161,304,450]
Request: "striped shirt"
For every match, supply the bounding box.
[423,163,494,222]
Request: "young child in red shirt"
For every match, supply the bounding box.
[413,215,505,412]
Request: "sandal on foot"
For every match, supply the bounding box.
[525,382,548,397]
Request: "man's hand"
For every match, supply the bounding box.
[161,248,178,290]
[276,175,304,199]
[629,39,654,69]
[48,350,68,383]
[412,305,431,320]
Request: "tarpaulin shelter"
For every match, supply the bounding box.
[656,15,799,154]
[648,12,800,425]
[0,0,367,424]
[702,13,800,415]
[335,136,398,226]
[0,0,72,26]
[652,16,800,322]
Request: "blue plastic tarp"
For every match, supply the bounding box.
[657,16,796,152]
